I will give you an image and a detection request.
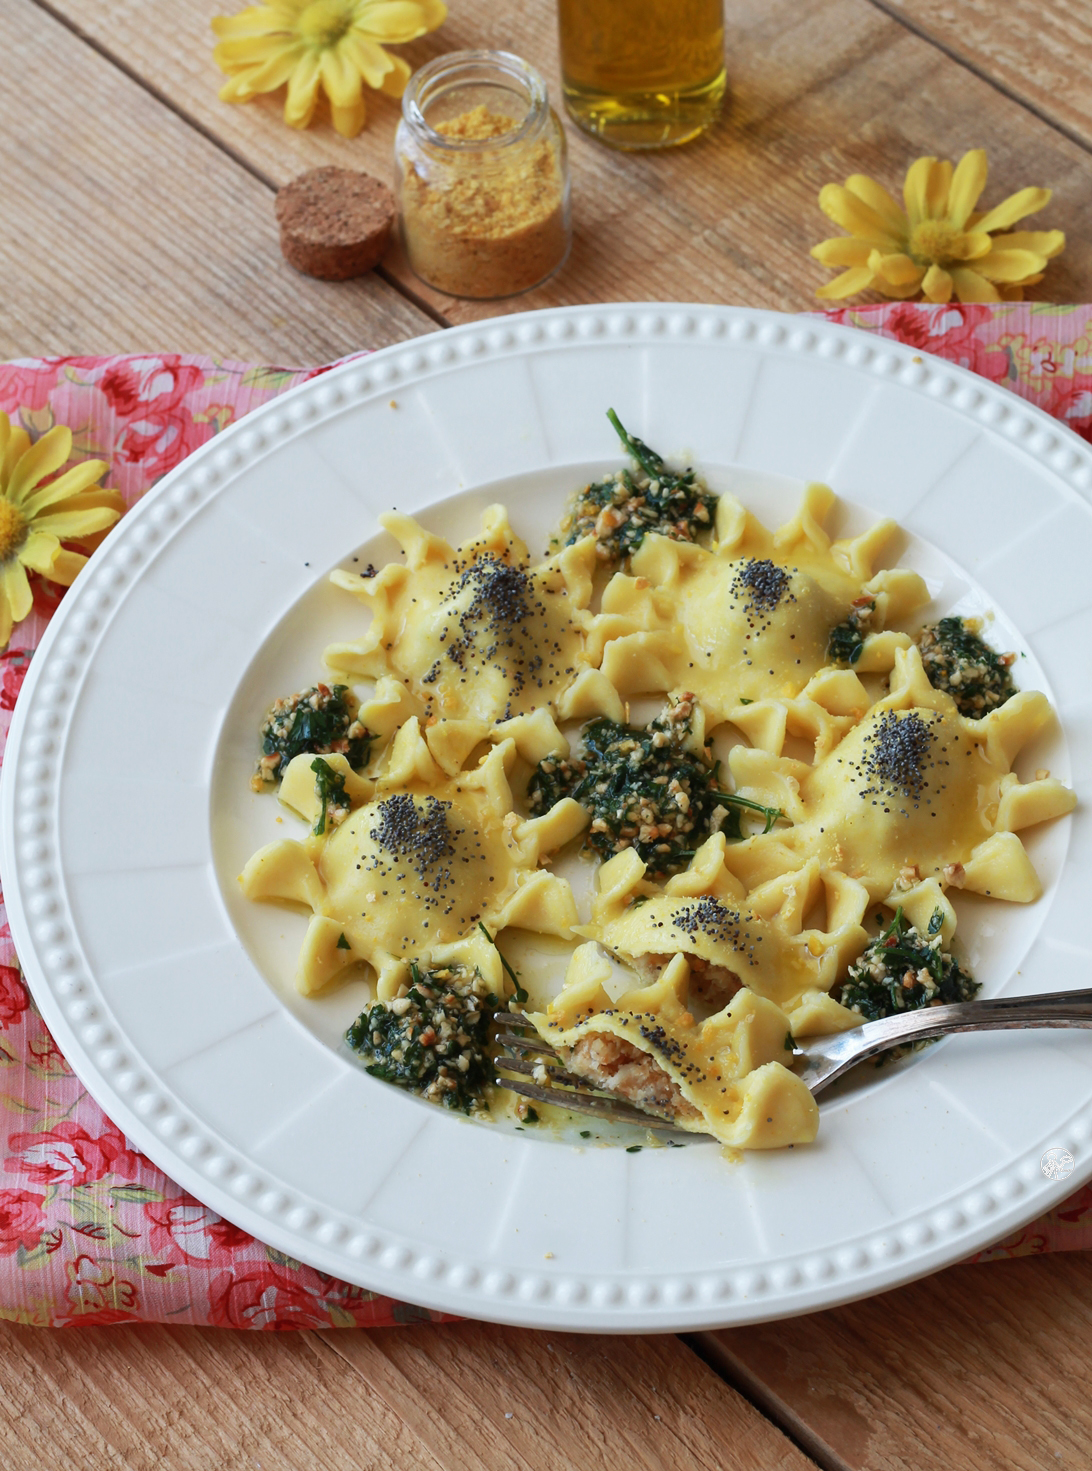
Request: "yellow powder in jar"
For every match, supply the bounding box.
[400,104,568,299]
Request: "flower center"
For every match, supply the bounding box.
[0,498,27,564]
[296,0,353,47]
[909,219,961,266]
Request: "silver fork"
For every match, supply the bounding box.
[494,988,1092,1132]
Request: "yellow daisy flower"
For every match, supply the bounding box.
[0,413,124,649]
[212,0,448,138]
[812,149,1065,304]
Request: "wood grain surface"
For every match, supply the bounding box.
[879,0,1092,150]
[0,1319,816,1471]
[3,0,1092,1467]
[38,0,1092,324]
[0,0,434,359]
[701,1252,1092,1471]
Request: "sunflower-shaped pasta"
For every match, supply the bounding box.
[240,719,587,997]
[586,482,929,726]
[528,943,819,1148]
[323,505,598,726]
[722,645,1076,907]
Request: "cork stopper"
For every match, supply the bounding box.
[275,167,395,281]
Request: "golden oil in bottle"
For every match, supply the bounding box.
[557,0,726,150]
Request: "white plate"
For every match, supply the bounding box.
[5,305,1092,1333]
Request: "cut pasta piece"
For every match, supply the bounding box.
[575,834,870,1016]
[528,944,818,1148]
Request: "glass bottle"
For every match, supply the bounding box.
[557,0,726,151]
[395,51,572,300]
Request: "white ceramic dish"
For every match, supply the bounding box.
[4,305,1092,1333]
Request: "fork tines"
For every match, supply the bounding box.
[493,1008,681,1132]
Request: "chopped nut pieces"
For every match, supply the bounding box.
[915,616,1017,717]
[253,684,371,790]
[345,963,498,1113]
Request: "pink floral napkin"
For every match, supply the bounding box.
[0,304,1090,1329]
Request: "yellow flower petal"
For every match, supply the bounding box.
[16,531,61,577]
[353,0,443,43]
[0,586,12,652]
[921,264,953,304]
[946,149,988,229]
[974,187,1052,235]
[867,250,925,288]
[994,229,1065,260]
[331,94,368,135]
[949,267,1002,304]
[40,549,87,587]
[845,175,908,237]
[376,50,410,97]
[926,159,953,220]
[815,266,876,301]
[946,231,993,262]
[340,30,395,88]
[972,248,1052,284]
[20,460,109,521]
[321,42,364,109]
[818,185,902,248]
[220,73,259,101]
[214,34,293,65]
[284,50,322,127]
[902,156,935,228]
[5,425,73,506]
[211,8,286,40]
[811,237,874,268]
[45,487,125,518]
[0,422,30,486]
[32,507,120,541]
[1,560,32,625]
[225,47,303,96]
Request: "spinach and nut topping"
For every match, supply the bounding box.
[915,616,1016,718]
[252,683,372,790]
[345,964,498,1114]
[838,907,979,1027]
[527,695,781,878]
[559,409,718,564]
[827,597,876,667]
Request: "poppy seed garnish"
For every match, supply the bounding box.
[671,897,761,966]
[435,554,557,713]
[731,559,793,615]
[368,793,458,893]
[861,711,935,803]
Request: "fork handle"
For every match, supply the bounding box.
[803,988,1092,1093]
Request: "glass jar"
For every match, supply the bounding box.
[558,0,726,150]
[395,51,572,300]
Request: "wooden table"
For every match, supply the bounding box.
[3,1,1092,1465]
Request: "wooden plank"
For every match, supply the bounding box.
[0,0,434,361]
[699,1253,1092,1471]
[316,1320,819,1471]
[877,0,1092,151]
[39,0,1092,320]
[0,1323,443,1470]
